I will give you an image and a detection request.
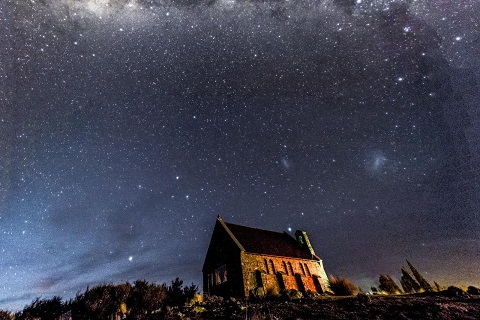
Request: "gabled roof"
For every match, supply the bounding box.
[220,218,317,260]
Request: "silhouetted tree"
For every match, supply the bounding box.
[406,260,433,292]
[166,278,198,307]
[183,283,199,304]
[328,276,359,296]
[434,281,445,292]
[400,267,421,293]
[167,278,185,307]
[378,275,402,294]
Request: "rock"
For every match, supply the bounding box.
[282,289,303,300]
[357,292,372,304]
[204,294,224,306]
[250,287,265,299]
[467,286,480,295]
[304,290,321,299]
[193,306,207,313]
[445,286,464,296]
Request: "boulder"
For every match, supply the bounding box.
[250,287,265,299]
[357,292,372,304]
[304,290,322,299]
[193,306,207,313]
[282,289,303,300]
[467,286,480,295]
[445,286,465,296]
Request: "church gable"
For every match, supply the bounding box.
[202,218,245,297]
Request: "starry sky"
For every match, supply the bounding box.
[1,0,480,311]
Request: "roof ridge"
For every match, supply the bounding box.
[224,221,288,236]
[219,220,317,261]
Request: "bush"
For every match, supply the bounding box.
[17,296,64,320]
[72,283,132,320]
[127,280,168,319]
[328,276,359,296]
[467,286,480,295]
[0,311,13,320]
[15,278,198,320]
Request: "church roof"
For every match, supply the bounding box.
[223,221,317,260]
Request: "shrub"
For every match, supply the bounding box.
[127,280,168,319]
[328,276,359,296]
[72,283,132,320]
[0,311,13,320]
[17,296,64,320]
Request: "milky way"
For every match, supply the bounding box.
[1,0,479,310]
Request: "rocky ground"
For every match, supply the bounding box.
[172,293,480,320]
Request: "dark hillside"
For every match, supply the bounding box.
[178,294,480,320]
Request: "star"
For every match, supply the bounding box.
[1,0,478,312]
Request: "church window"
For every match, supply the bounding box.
[300,263,306,276]
[288,262,294,275]
[269,260,276,274]
[213,264,227,285]
[304,264,311,276]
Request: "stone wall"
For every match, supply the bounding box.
[240,252,330,296]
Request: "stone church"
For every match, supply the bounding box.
[202,216,330,298]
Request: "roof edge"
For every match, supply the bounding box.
[242,251,321,262]
[217,216,246,251]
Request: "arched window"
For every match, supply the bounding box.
[299,263,306,276]
[213,264,227,285]
[264,259,269,274]
[288,262,294,275]
[304,264,311,276]
[283,261,288,275]
[269,260,276,274]
[255,270,263,287]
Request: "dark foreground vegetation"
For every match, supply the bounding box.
[2,284,480,320]
[1,261,478,320]
[2,289,480,320]
[202,292,480,320]
[1,278,199,320]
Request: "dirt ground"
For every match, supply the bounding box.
[180,294,480,320]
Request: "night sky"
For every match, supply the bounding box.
[1,0,479,311]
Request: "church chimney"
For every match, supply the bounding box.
[295,230,316,257]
